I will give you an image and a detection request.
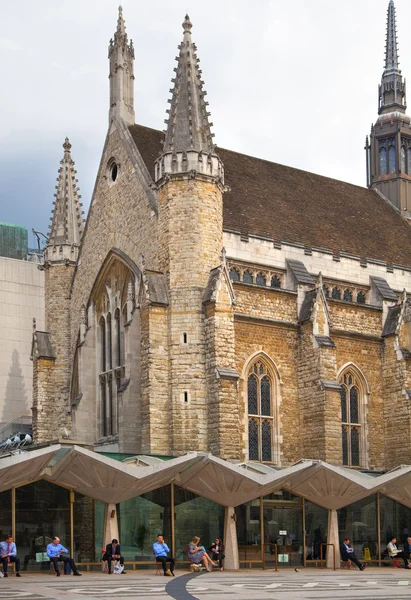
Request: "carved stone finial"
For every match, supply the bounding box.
[63,137,71,154]
[183,14,192,34]
[317,272,323,287]
[221,247,227,266]
[127,280,134,302]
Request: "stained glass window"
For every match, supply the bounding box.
[357,291,366,304]
[323,285,330,298]
[256,272,267,286]
[107,313,113,370]
[380,148,387,175]
[339,370,365,468]
[100,318,106,372]
[248,375,258,414]
[261,377,271,416]
[243,270,253,284]
[247,360,275,463]
[388,145,396,174]
[270,275,281,288]
[332,287,341,300]
[261,421,272,462]
[343,289,353,302]
[229,268,240,282]
[248,419,259,461]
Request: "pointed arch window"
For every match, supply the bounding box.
[401,146,406,173]
[243,270,253,284]
[256,272,267,286]
[407,148,411,175]
[229,267,240,282]
[247,359,277,463]
[379,148,387,175]
[270,275,281,288]
[332,287,341,300]
[339,370,366,468]
[388,145,396,174]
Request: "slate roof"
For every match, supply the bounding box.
[129,124,411,267]
[370,276,398,301]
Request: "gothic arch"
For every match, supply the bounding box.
[337,362,369,469]
[241,352,282,465]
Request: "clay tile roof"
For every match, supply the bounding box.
[128,124,411,267]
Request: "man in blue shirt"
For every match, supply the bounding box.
[0,535,21,577]
[153,534,175,576]
[46,536,82,576]
[340,538,366,570]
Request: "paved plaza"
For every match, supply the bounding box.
[2,569,411,600]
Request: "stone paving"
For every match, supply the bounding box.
[2,568,411,599]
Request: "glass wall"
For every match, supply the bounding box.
[380,495,411,561]
[304,500,328,563]
[338,494,377,562]
[174,485,224,561]
[263,490,303,568]
[16,481,70,572]
[236,498,262,567]
[93,500,105,562]
[118,485,171,561]
[0,490,12,542]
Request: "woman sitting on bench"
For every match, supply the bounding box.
[188,536,217,572]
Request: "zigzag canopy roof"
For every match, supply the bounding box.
[2,446,411,509]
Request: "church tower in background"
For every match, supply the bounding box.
[366,0,411,214]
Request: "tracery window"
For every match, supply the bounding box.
[270,275,281,288]
[95,261,134,439]
[343,289,352,302]
[229,267,240,282]
[339,370,365,468]
[379,137,396,176]
[247,359,276,463]
[323,285,330,298]
[256,272,267,286]
[243,270,253,284]
[379,148,387,175]
[332,287,341,300]
[401,146,406,173]
[356,291,366,304]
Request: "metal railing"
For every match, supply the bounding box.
[320,543,336,570]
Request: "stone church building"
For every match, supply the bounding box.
[12,1,411,570]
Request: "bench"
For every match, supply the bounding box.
[75,559,190,572]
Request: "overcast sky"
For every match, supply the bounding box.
[1,0,411,247]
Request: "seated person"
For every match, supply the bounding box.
[0,535,21,577]
[387,537,410,568]
[188,536,217,572]
[102,538,125,574]
[340,538,366,571]
[404,536,411,558]
[209,538,224,570]
[153,534,175,576]
[46,536,81,576]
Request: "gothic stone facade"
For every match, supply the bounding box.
[32,6,411,473]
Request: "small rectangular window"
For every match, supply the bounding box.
[184,391,189,403]
[183,333,187,344]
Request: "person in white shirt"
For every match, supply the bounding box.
[387,537,410,568]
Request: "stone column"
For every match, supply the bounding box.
[103,503,119,546]
[223,507,239,570]
[326,509,340,569]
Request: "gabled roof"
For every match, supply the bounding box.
[129,124,411,267]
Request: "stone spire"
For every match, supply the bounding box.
[155,15,223,184]
[45,138,84,265]
[108,5,135,125]
[379,0,406,114]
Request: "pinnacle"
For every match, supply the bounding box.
[48,139,84,248]
[385,0,399,70]
[162,15,215,155]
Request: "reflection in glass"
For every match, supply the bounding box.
[304,501,328,562]
[174,485,224,561]
[118,485,172,562]
[338,495,377,562]
[16,481,70,572]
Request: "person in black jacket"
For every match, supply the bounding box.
[102,539,125,574]
[209,538,224,570]
[404,536,411,558]
[340,538,366,570]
